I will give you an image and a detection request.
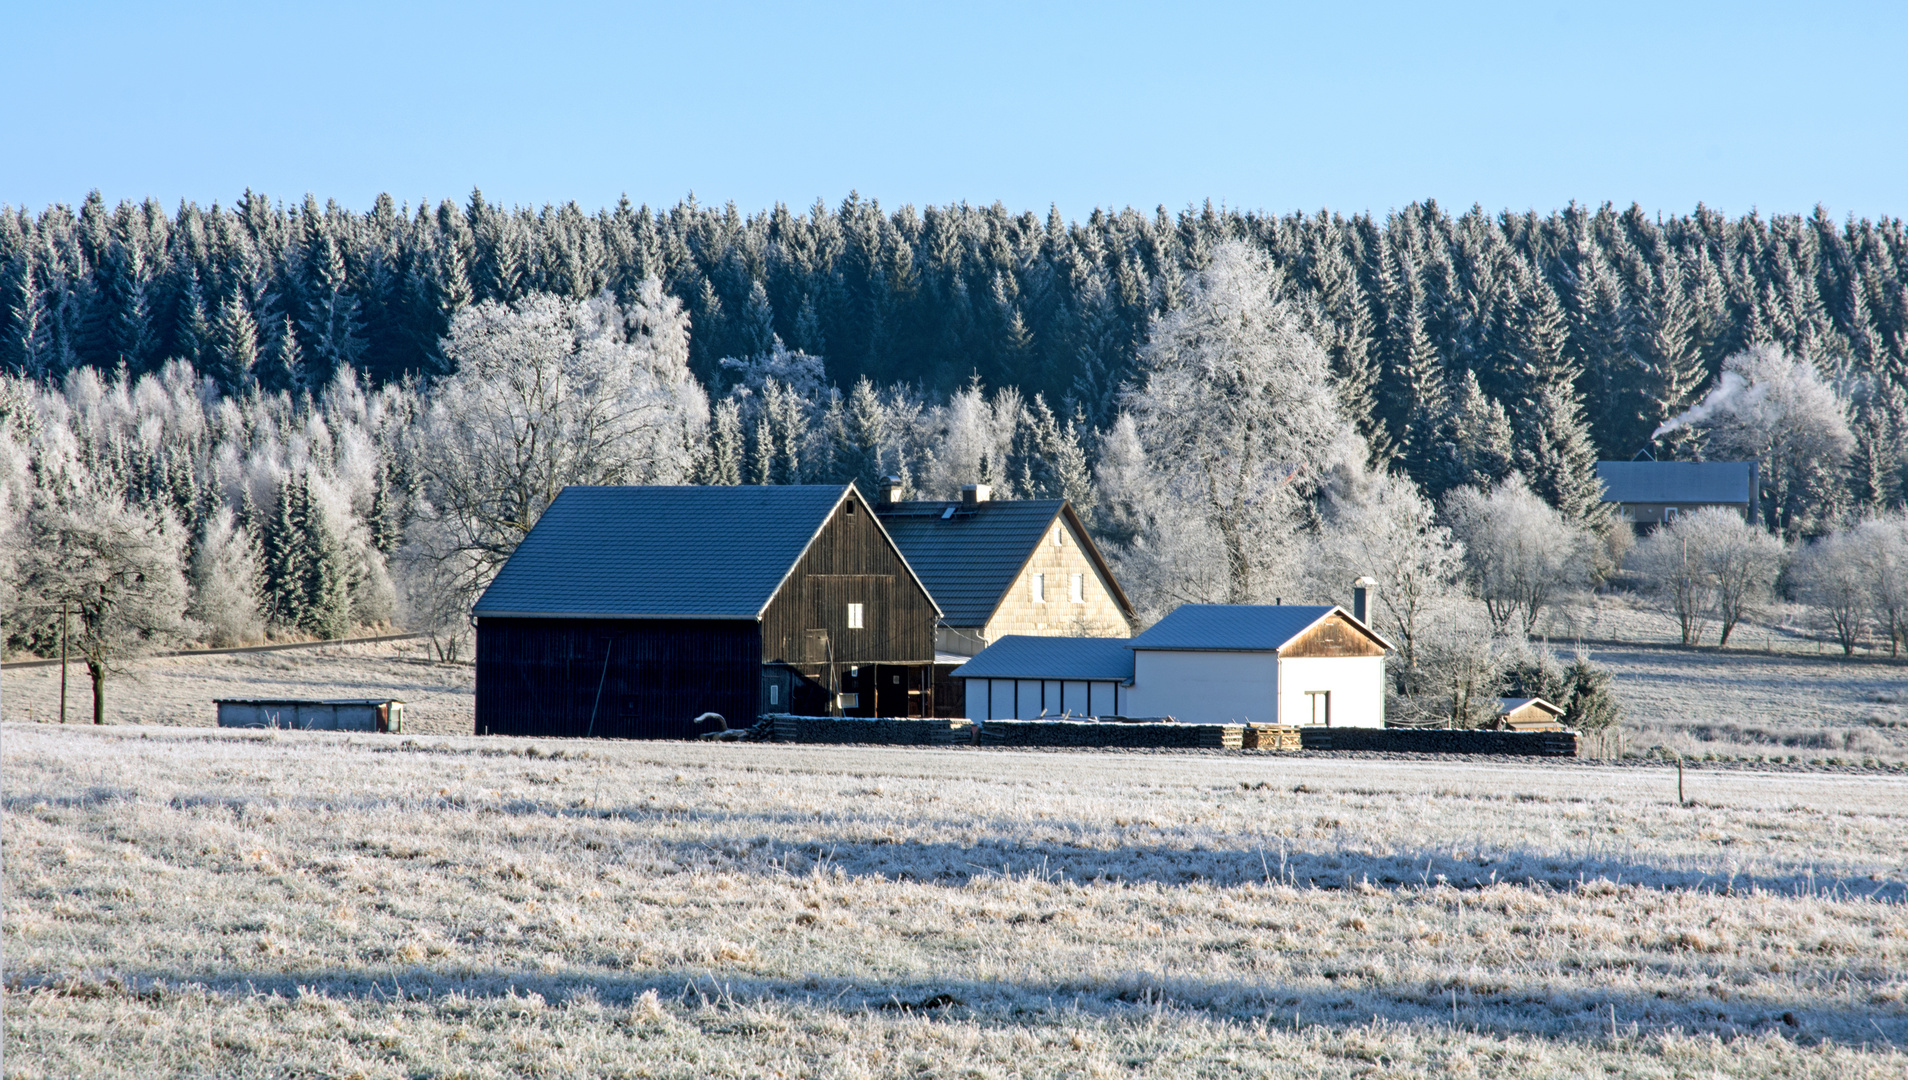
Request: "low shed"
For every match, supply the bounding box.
[217,698,405,733]
[951,635,1133,719]
[1497,697,1565,731]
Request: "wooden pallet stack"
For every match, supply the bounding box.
[1241,724,1301,751]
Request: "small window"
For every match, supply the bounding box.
[845,500,856,515]
[768,685,779,705]
[1070,573,1084,603]
[1305,690,1331,726]
[1031,573,1045,602]
[1051,526,1064,546]
[837,693,859,709]
[847,603,864,629]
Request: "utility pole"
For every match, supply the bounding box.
[59,601,69,725]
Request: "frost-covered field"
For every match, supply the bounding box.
[6,615,1907,765]
[5,725,1906,1078]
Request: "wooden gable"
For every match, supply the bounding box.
[758,491,937,667]
[1277,611,1389,658]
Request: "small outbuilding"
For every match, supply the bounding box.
[217,698,405,733]
[1497,697,1565,731]
[950,635,1134,720]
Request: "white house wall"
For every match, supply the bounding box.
[1126,651,1279,724]
[1277,655,1386,728]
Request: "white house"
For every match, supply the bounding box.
[951,602,1394,727]
[1123,605,1392,727]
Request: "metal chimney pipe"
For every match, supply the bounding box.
[1352,576,1377,624]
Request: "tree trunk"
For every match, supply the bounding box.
[88,658,106,725]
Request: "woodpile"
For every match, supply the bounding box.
[1300,727,1579,757]
[1241,724,1302,751]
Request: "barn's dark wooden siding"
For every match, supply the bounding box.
[475,618,760,739]
[760,495,936,668]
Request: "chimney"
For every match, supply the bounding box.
[880,476,905,505]
[961,483,991,505]
[1352,576,1377,624]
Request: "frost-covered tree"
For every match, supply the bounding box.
[1792,529,1869,655]
[1852,513,1908,655]
[188,505,264,646]
[1442,477,1595,635]
[1628,506,1784,646]
[1120,241,1363,605]
[15,484,189,723]
[400,286,707,614]
[1309,467,1463,676]
[1658,344,1854,537]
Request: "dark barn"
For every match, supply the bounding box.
[473,484,940,738]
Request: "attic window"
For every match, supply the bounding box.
[845,500,857,515]
[1032,573,1046,603]
[1052,526,1064,546]
[847,603,864,629]
[1070,573,1084,603]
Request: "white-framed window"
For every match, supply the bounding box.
[1051,525,1064,546]
[768,684,779,705]
[1031,573,1046,602]
[1070,572,1084,603]
[847,603,864,629]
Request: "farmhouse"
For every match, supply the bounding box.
[471,483,940,738]
[875,481,1136,717]
[875,482,1136,655]
[1597,459,1758,528]
[953,599,1394,726]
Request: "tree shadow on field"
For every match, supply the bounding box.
[14,963,1907,1051]
[633,832,1908,904]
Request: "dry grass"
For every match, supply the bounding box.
[5,724,1906,1078]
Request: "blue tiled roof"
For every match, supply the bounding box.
[950,635,1136,680]
[1596,461,1755,505]
[1129,604,1340,652]
[473,484,866,619]
[876,499,1068,627]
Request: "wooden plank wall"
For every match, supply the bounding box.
[760,494,937,668]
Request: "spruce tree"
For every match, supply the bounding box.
[1507,273,1604,520]
[209,294,259,395]
[1434,369,1516,497]
[708,399,745,485]
[261,479,308,630]
[300,481,353,640]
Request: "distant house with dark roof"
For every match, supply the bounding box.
[471,483,940,738]
[951,602,1394,726]
[1596,460,1758,529]
[875,483,1137,655]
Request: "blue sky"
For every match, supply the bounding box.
[6,0,1904,220]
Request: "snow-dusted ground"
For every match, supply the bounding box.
[4,725,1904,1077]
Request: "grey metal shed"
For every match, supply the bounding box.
[216,698,405,733]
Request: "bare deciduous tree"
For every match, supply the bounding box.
[15,486,189,723]
[1442,477,1594,635]
[1629,507,1784,646]
[1854,513,1908,656]
[1310,466,1463,675]
[1793,530,1868,655]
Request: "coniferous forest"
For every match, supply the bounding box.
[3,190,1907,717]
